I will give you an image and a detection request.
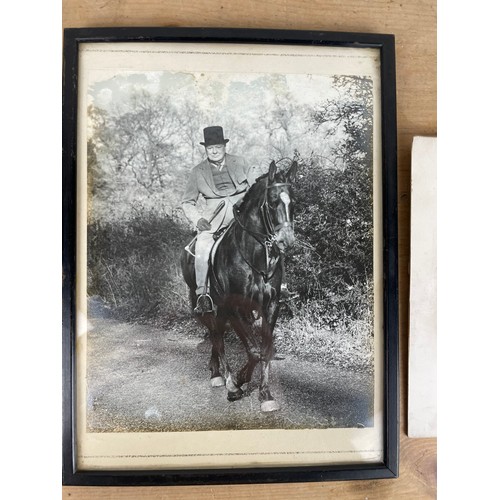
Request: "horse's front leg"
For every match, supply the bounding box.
[259,337,280,412]
[259,299,281,412]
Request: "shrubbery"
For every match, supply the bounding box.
[87,211,193,326]
[275,158,374,370]
[285,159,373,327]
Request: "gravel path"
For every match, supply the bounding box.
[85,316,374,432]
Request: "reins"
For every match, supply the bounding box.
[232,179,293,282]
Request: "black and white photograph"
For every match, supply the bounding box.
[66,34,395,474]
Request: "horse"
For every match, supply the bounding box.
[180,159,298,412]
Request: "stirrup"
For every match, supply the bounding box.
[280,284,298,301]
[194,294,214,314]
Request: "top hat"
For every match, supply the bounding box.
[200,126,230,147]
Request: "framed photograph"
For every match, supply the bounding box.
[62,27,398,486]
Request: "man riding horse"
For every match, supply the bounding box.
[181,126,292,314]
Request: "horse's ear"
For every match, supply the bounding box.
[287,160,298,182]
[268,160,277,183]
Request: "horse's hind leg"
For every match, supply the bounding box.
[233,320,259,389]
[208,316,228,388]
[236,357,259,390]
[227,312,260,401]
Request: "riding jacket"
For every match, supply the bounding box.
[181,154,258,233]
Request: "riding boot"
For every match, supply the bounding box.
[279,255,297,301]
[280,283,298,301]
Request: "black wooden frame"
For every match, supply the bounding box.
[62,27,399,486]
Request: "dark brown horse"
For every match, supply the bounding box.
[181,160,298,412]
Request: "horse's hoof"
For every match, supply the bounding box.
[210,376,225,388]
[226,374,238,392]
[261,400,280,412]
[227,389,243,401]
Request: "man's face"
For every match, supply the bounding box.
[206,144,226,163]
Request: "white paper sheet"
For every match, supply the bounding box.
[408,136,437,438]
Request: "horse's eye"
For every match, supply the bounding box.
[268,192,279,204]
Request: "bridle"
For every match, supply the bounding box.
[260,182,294,236]
[232,179,294,281]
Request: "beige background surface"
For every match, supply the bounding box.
[62,0,437,498]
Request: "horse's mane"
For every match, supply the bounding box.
[237,170,288,214]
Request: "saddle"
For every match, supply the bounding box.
[212,226,227,241]
[185,222,231,257]
[206,220,234,296]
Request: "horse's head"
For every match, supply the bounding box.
[263,160,298,253]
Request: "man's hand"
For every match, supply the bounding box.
[197,218,212,232]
